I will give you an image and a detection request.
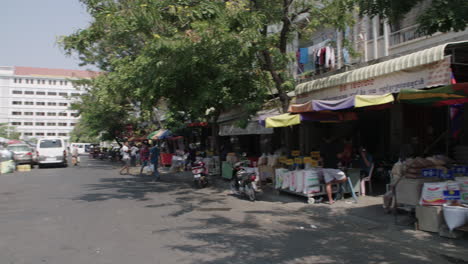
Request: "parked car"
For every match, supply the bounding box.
[36,139,67,168]
[7,144,34,165]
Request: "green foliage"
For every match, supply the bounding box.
[357,0,468,35]
[0,123,21,140]
[69,122,99,143]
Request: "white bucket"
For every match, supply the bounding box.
[443,205,468,231]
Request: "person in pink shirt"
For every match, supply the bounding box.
[139,142,150,176]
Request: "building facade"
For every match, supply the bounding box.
[0,66,96,144]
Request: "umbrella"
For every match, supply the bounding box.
[147,129,172,140]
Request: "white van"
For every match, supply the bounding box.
[36,138,67,168]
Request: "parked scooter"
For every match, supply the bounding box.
[192,159,208,188]
[231,161,257,201]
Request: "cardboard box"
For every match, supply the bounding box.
[395,177,439,206]
[416,205,443,233]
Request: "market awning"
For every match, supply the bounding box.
[300,112,358,122]
[219,122,273,136]
[265,114,301,128]
[398,83,468,105]
[289,93,394,112]
[296,42,454,95]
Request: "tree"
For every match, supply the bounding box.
[69,121,99,143]
[357,0,468,35]
[0,123,21,140]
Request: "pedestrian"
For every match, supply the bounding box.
[149,141,161,181]
[119,142,131,175]
[71,145,79,166]
[139,142,150,176]
[130,143,139,167]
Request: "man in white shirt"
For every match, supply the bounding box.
[130,144,139,167]
[119,142,131,175]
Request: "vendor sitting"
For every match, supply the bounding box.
[359,146,373,177]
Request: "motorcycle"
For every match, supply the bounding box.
[231,161,257,201]
[192,159,208,188]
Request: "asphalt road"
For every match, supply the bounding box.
[0,157,466,264]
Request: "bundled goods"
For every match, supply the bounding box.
[303,169,321,194]
[16,164,31,172]
[289,171,297,191]
[275,168,288,189]
[403,156,450,179]
[295,171,304,193]
[420,182,449,206]
[0,160,15,174]
[281,171,290,189]
[457,177,468,204]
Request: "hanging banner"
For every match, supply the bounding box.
[296,56,452,102]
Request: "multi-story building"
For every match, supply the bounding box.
[0,66,96,144]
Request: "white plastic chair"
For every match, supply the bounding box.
[360,164,374,196]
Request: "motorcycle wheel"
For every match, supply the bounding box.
[245,184,256,201]
[193,179,201,189]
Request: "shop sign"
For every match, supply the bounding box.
[294,157,303,164]
[303,157,313,164]
[310,151,320,159]
[285,159,294,165]
[291,150,300,156]
[310,160,319,167]
[297,57,452,101]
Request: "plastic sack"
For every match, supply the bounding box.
[0,160,15,174]
[289,171,296,191]
[275,168,287,189]
[281,171,290,189]
[303,169,320,194]
[295,170,304,193]
[443,204,468,231]
[143,164,154,174]
[420,182,448,206]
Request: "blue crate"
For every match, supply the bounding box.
[421,168,441,178]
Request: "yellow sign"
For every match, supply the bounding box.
[279,156,287,163]
[303,157,313,164]
[311,151,320,159]
[291,150,300,157]
[310,160,319,167]
[285,159,294,165]
[294,157,303,164]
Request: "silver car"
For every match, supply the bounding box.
[7,144,34,165]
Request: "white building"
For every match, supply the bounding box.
[0,66,97,144]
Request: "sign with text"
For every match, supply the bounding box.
[291,150,300,157]
[296,56,452,102]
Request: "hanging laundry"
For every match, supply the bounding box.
[299,48,309,64]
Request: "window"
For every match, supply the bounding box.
[35,132,44,136]
[42,80,45,84]
[26,79,29,84]
[48,80,52,85]
[59,92,68,96]
[24,132,33,136]
[35,122,45,126]
[12,111,21,115]
[59,102,68,106]
[31,79,34,84]
[36,91,46,95]
[64,81,68,85]
[11,122,21,125]
[36,102,45,106]
[53,80,56,85]
[47,122,56,126]
[25,101,34,105]
[71,93,80,96]
[39,139,62,148]
[24,112,33,116]
[58,122,67,126]
[47,102,57,106]
[37,79,41,84]
[58,112,67,117]
[48,92,57,96]
[12,101,22,105]
[47,132,56,136]
[24,122,33,126]
[25,91,34,95]
[14,78,17,83]
[58,133,67,137]
[36,112,45,116]
[47,112,57,116]
[13,90,22,94]
[71,113,79,117]
[70,123,76,126]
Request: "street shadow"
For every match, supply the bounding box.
[158,205,451,264]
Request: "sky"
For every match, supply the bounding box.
[1,0,93,70]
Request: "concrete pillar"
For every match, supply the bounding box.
[383,19,390,57]
[336,30,343,69]
[372,15,379,60]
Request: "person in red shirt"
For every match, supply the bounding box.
[139,143,150,176]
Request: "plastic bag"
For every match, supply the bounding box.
[420,182,447,206]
